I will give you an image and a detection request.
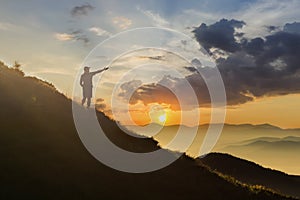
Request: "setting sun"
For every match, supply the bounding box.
[158,114,167,123]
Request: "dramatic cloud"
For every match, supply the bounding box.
[117,19,300,108]
[192,19,300,105]
[118,73,211,111]
[71,3,94,17]
[119,78,182,110]
[283,22,300,34]
[192,19,246,54]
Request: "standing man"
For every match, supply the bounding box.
[80,66,109,108]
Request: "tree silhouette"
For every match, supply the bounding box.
[13,61,21,69]
[13,61,24,76]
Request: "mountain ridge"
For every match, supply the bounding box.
[127,122,300,131]
[199,153,300,198]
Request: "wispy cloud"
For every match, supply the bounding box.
[112,16,132,30]
[89,26,112,37]
[54,33,74,41]
[54,31,90,45]
[136,6,169,27]
[231,0,300,37]
[75,35,90,45]
[70,3,95,17]
[0,21,16,31]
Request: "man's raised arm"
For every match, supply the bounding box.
[91,67,109,75]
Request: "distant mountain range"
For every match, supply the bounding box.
[221,136,300,175]
[125,121,300,175]
[0,61,298,199]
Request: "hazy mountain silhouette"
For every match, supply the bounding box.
[128,122,300,175]
[0,62,297,199]
[222,138,300,175]
[238,136,300,144]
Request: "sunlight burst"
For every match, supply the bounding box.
[158,114,167,123]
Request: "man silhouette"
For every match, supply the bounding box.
[80,66,109,108]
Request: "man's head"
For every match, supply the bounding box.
[84,66,90,73]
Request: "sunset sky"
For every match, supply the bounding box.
[1,0,300,128]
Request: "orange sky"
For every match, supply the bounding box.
[124,94,300,129]
[225,94,300,129]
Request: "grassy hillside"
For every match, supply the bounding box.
[0,62,296,199]
[199,153,300,198]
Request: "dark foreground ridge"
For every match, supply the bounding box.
[198,153,300,198]
[0,62,297,199]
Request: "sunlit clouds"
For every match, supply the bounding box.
[112,16,132,30]
[89,27,112,37]
[54,33,74,41]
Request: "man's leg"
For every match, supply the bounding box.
[82,97,86,105]
[87,98,91,108]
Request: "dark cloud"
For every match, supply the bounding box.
[71,3,95,17]
[75,35,90,45]
[138,55,165,61]
[117,73,211,110]
[118,80,143,102]
[243,37,264,56]
[234,32,245,38]
[117,19,300,109]
[113,19,300,109]
[191,58,202,67]
[283,22,300,34]
[184,59,202,73]
[192,19,245,54]
[192,19,300,105]
[131,82,181,110]
[68,29,90,45]
[183,66,197,73]
[265,25,280,33]
[181,40,187,46]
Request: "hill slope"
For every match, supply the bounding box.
[198,153,300,198]
[0,62,296,199]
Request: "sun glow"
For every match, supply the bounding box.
[158,114,167,123]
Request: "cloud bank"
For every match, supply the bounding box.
[117,19,300,108]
